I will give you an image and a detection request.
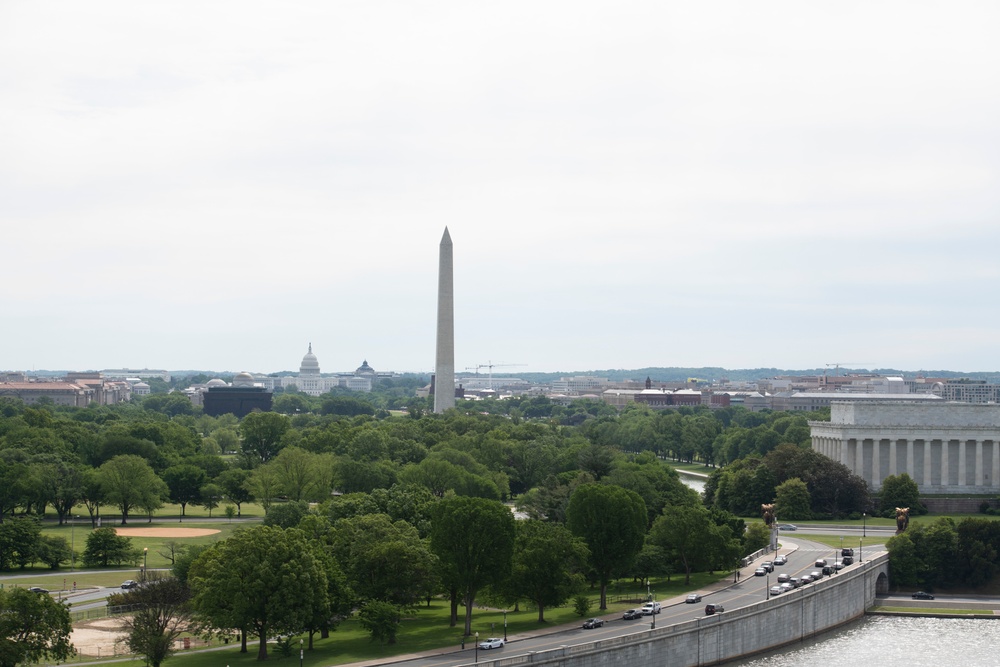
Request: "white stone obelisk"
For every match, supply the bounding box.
[434,227,455,413]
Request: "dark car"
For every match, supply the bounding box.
[776,573,791,583]
[622,609,644,620]
[842,555,854,566]
[842,548,854,557]
[705,603,725,615]
[28,587,49,594]
[761,561,774,572]
[121,580,138,589]
[912,591,935,600]
[583,618,605,629]
[685,593,703,604]
[822,566,834,576]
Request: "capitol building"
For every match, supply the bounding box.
[252,344,383,395]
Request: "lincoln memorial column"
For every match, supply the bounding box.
[959,440,967,487]
[889,439,898,477]
[975,440,984,487]
[907,439,915,478]
[871,439,881,487]
[940,440,950,487]
[993,441,1000,489]
[924,440,933,486]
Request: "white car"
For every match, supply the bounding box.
[641,601,661,615]
[769,585,784,596]
[478,637,505,649]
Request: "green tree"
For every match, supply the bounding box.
[329,513,437,607]
[357,600,400,645]
[263,502,309,529]
[244,464,282,512]
[216,468,253,516]
[774,477,811,520]
[200,483,222,518]
[163,465,207,517]
[118,576,193,667]
[239,412,291,466]
[506,520,589,622]
[98,455,164,525]
[648,504,718,585]
[190,526,330,660]
[0,517,41,570]
[83,527,137,567]
[879,473,924,515]
[36,535,73,570]
[0,587,74,667]
[565,483,647,610]
[429,496,515,635]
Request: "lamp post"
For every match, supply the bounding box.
[650,591,656,629]
[765,572,770,600]
[475,632,479,663]
[299,638,303,667]
[70,515,77,570]
[142,547,148,580]
[859,537,863,563]
[503,610,507,641]
[862,512,866,537]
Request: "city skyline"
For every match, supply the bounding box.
[3,2,999,374]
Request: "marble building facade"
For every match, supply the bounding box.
[809,401,1000,494]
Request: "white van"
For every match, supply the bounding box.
[641,601,661,615]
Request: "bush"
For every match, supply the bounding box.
[83,527,136,567]
[573,595,592,617]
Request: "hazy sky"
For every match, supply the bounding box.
[3,1,999,376]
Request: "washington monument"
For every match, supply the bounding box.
[434,227,455,413]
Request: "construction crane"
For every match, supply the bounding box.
[463,361,526,391]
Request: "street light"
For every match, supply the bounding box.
[475,632,479,663]
[299,638,303,667]
[503,610,507,641]
[862,512,867,537]
[859,537,863,563]
[142,547,148,580]
[765,572,770,599]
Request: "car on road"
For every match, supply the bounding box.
[121,580,138,589]
[912,591,935,600]
[800,574,814,584]
[622,609,644,620]
[809,570,823,580]
[478,637,505,649]
[582,618,605,629]
[28,587,49,594]
[776,573,791,583]
[780,583,794,593]
[778,524,798,531]
[761,561,774,572]
[842,555,854,565]
[754,567,767,577]
[814,559,827,568]
[705,603,725,615]
[774,555,787,566]
[769,585,784,596]
[790,577,803,588]
[641,601,661,615]
[685,593,703,604]
[841,547,854,557]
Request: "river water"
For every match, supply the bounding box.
[725,614,999,667]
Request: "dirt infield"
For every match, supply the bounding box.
[114,527,221,538]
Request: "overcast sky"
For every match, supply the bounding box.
[3,1,998,376]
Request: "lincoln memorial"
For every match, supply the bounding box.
[809,401,1000,494]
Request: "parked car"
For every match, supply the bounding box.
[583,618,605,629]
[779,524,798,531]
[705,603,725,615]
[761,561,774,572]
[800,574,814,584]
[912,591,935,600]
[780,583,794,593]
[822,566,834,576]
[754,567,767,577]
[641,601,661,615]
[832,562,844,571]
[770,585,785,596]
[479,637,505,649]
[28,587,48,594]
[685,593,703,604]
[121,580,138,589]
[774,555,788,566]
[622,609,644,620]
